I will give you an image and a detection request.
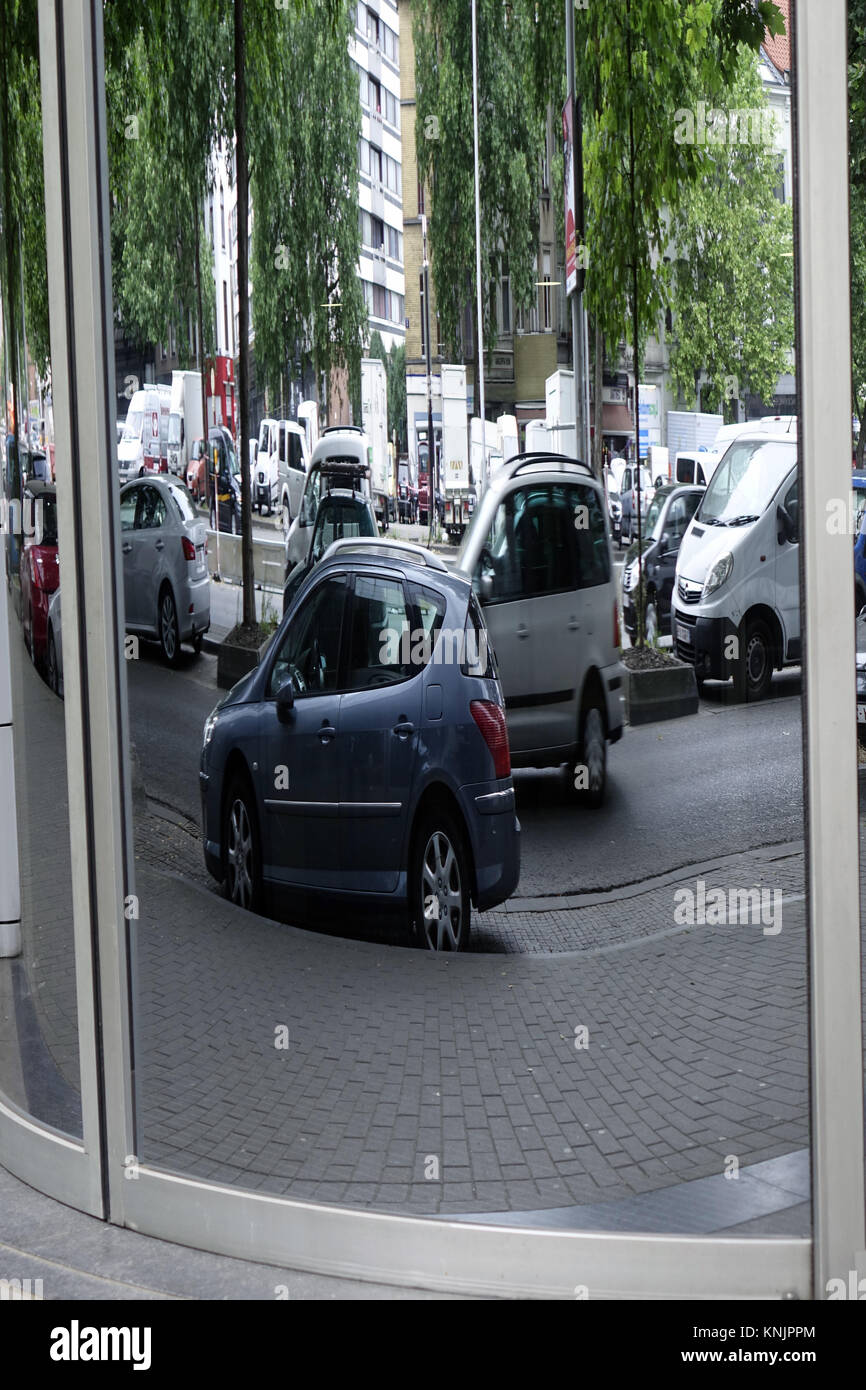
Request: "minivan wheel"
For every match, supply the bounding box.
[571,700,607,809]
[412,810,471,951]
[222,778,263,913]
[645,598,659,645]
[733,617,773,702]
[158,586,181,666]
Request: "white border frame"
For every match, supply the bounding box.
[0,0,862,1299]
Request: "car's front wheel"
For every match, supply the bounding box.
[412,809,471,951]
[222,777,263,913]
[158,586,181,666]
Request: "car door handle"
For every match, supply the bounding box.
[122,542,132,554]
[568,617,580,631]
[516,624,529,639]
[392,720,414,739]
[155,539,165,551]
[318,723,337,744]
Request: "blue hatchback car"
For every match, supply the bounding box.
[200,538,520,949]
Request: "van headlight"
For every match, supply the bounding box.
[703,552,733,599]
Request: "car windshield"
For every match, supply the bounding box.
[122,411,143,441]
[699,439,796,524]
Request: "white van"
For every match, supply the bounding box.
[671,431,798,700]
[673,449,722,488]
[118,387,171,482]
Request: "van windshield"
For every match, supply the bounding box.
[699,439,795,525]
[123,411,143,441]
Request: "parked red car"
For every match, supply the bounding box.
[20,481,59,671]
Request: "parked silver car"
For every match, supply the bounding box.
[119,476,210,664]
[455,453,625,806]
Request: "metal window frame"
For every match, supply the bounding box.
[0,0,862,1299]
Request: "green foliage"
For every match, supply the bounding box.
[413,0,543,358]
[667,55,794,417]
[248,0,365,406]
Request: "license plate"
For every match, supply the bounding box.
[676,622,691,645]
[858,704,866,724]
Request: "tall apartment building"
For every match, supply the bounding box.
[352,1,406,352]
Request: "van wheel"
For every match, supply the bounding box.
[281,500,291,536]
[733,617,773,702]
[222,776,263,913]
[645,598,659,645]
[570,698,607,808]
[411,809,471,951]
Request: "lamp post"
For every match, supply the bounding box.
[471,0,487,488]
[421,214,435,548]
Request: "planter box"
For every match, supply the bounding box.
[217,629,273,691]
[626,660,699,726]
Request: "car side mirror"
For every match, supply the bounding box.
[275,676,295,721]
[777,503,797,545]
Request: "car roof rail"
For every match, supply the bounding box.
[323,536,448,572]
[508,452,594,478]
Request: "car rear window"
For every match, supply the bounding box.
[166,480,198,522]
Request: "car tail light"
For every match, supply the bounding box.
[613,599,621,650]
[182,535,196,561]
[470,699,511,779]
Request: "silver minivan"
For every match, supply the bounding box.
[119,476,210,664]
[455,454,625,805]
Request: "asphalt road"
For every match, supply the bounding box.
[127,639,804,899]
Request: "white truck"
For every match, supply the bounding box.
[545,369,577,458]
[167,371,203,479]
[361,358,392,523]
[441,365,470,543]
[666,410,723,458]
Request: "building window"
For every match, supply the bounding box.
[369,76,381,114]
[208,194,214,249]
[220,187,226,250]
[417,177,425,215]
[371,214,385,251]
[366,8,379,46]
[223,282,229,355]
[369,144,383,184]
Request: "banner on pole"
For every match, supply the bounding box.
[563,96,577,296]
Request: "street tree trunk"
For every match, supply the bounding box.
[234,0,255,629]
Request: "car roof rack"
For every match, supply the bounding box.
[323,536,448,572]
[508,453,594,478]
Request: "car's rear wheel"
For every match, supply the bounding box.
[158,586,181,666]
[412,809,471,951]
[282,499,291,537]
[733,616,773,702]
[222,777,263,913]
